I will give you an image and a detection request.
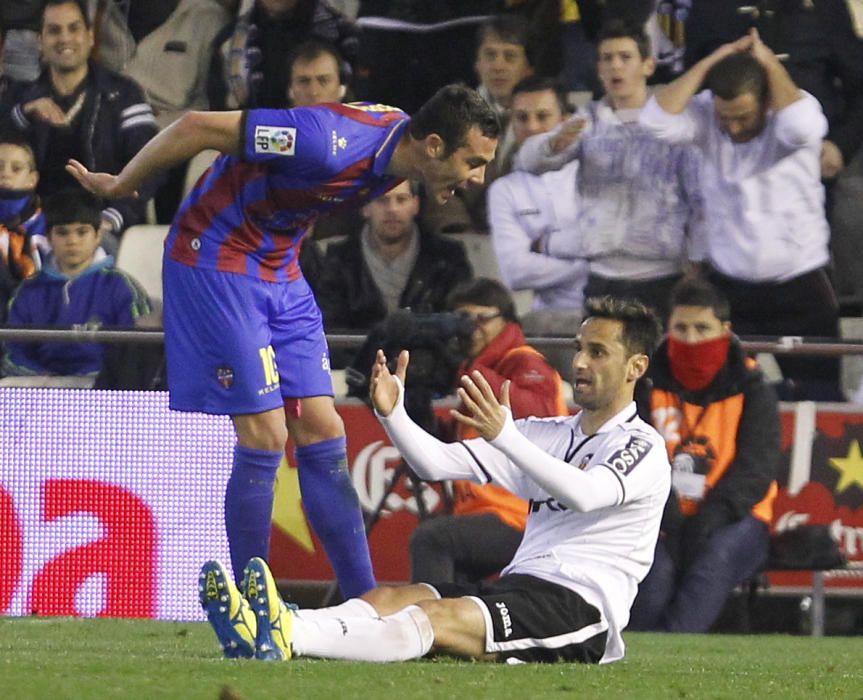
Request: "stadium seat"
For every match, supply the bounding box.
[116,225,170,303]
[840,317,863,401]
[182,149,220,200]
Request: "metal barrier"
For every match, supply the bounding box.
[2,327,863,357]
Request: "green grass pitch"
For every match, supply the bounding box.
[1,617,861,699]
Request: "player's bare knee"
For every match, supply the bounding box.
[418,598,487,659]
[362,584,438,616]
[233,410,288,452]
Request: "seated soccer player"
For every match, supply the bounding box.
[2,188,150,379]
[200,297,670,664]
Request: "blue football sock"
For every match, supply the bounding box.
[224,444,282,584]
[296,436,376,598]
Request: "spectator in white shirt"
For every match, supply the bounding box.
[516,19,704,322]
[639,28,841,401]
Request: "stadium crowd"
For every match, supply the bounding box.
[0,0,861,660]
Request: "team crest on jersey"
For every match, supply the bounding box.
[216,366,235,389]
[606,436,652,476]
[255,126,297,155]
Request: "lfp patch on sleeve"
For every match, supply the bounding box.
[255,126,297,155]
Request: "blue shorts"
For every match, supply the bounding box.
[163,257,334,415]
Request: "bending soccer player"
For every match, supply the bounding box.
[203,297,670,664]
[66,85,499,655]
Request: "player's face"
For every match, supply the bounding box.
[511,89,566,146]
[571,317,642,411]
[40,2,94,74]
[0,144,38,190]
[596,37,653,110]
[363,181,419,243]
[289,53,343,106]
[714,92,766,143]
[668,305,730,343]
[49,221,101,276]
[475,35,533,104]
[422,126,498,205]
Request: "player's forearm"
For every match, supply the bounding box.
[490,416,619,511]
[378,400,482,482]
[115,111,241,192]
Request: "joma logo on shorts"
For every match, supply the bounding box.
[495,601,513,638]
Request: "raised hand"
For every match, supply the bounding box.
[747,27,776,66]
[451,370,511,441]
[23,97,67,126]
[370,349,409,417]
[65,159,138,200]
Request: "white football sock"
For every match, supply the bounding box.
[292,604,434,662]
[294,597,378,622]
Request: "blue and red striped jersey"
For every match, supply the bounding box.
[165,103,409,282]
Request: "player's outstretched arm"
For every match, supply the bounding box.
[370,349,409,417]
[65,110,244,199]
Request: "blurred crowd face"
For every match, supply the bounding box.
[40,1,93,75]
[596,37,653,110]
[0,144,38,191]
[49,221,100,276]
[668,305,730,344]
[289,52,344,106]
[363,181,420,244]
[457,304,507,357]
[475,33,533,106]
[713,93,767,143]
[258,0,299,18]
[511,89,566,146]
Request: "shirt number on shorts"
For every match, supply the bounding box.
[258,346,279,386]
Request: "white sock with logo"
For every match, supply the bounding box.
[292,604,434,661]
[294,597,378,622]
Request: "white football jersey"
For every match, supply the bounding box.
[380,398,670,663]
[451,403,668,662]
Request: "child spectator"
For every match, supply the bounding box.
[0,133,45,319]
[2,188,150,379]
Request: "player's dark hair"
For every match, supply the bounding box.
[597,18,651,59]
[447,277,517,323]
[511,75,570,115]
[410,84,500,157]
[583,296,662,359]
[42,0,91,30]
[286,39,348,84]
[706,52,769,103]
[669,277,732,323]
[43,188,102,230]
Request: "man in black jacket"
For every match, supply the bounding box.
[630,276,780,632]
[316,179,473,367]
[0,0,158,251]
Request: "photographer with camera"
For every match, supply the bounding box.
[409,277,568,585]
